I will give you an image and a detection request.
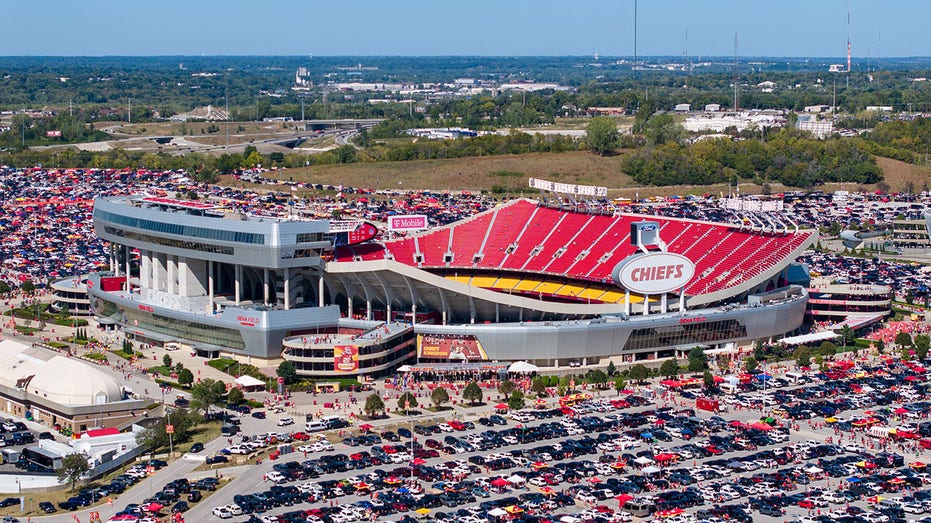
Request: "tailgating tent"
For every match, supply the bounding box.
[235,375,265,390]
[642,466,662,474]
[633,456,653,465]
[750,422,774,431]
[615,494,634,505]
[507,475,527,485]
[491,478,509,487]
[653,453,677,462]
[487,508,507,517]
[508,361,539,374]
[804,466,824,474]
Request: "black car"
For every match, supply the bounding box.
[38,502,56,513]
[189,442,204,453]
[38,432,54,440]
[171,501,189,513]
[0,498,18,508]
[187,491,202,503]
[205,455,228,465]
[251,411,266,419]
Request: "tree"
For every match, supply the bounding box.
[58,453,90,492]
[431,386,450,408]
[136,408,200,452]
[531,376,547,397]
[606,361,617,377]
[277,361,297,384]
[687,346,708,373]
[896,332,914,348]
[162,354,172,369]
[0,281,10,295]
[587,369,609,389]
[916,334,930,360]
[643,113,684,146]
[613,377,627,393]
[819,342,836,360]
[659,358,679,378]
[178,368,194,387]
[462,382,483,406]
[586,116,618,155]
[840,325,856,347]
[226,387,244,405]
[703,370,715,389]
[364,394,385,417]
[794,346,811,368]
[744,356,759,373]
[508,390,526,411]
[335,144,357,164]
[629,364,650,383]
[398,391,418,415]
[190,378,226,415]
[498,380,516,397]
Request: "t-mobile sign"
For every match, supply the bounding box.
[388,214,428,231]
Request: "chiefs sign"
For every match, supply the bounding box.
[612,252,695,295]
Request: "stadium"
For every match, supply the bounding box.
[87,185,817,378]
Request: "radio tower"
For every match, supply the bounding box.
[732,32,739,111]
[846,12,851,87]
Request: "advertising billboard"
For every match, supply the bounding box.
[612,252,695,295]
[417,334,488,360]
[388,215,429,232]
[333,345,359,373]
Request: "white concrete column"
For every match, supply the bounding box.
[661,293,668,314]
[678,288,686,312]
[318,274,324,307]
[366,299,372,320]
[140,250,150,289]
[284,268,291,310]
[166,255,176,295]
[643,295,649,316]
[347,296,353,318]
[208,260,214,312]
[263,268,269,306]
[234,264,241,306]
[442,309,447,325]
[124,246,131,292]
[624,291,630,316]
[178,256,188,297]
[411,303,416,325]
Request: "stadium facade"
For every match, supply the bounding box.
[88,196,816,378]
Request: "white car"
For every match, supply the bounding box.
[212,507,232,519]
[227,505,243,516]
[277,417,294,426]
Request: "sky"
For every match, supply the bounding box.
[5,0,930,57]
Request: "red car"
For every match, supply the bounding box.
[291,432,310,441]
[798,499,815,509]
[448,420,466,431]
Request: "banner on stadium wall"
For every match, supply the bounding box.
[46,130,62,137]
[528,177,608,198]
[333,345,359,373]
[417,334,488,360]
[388,215,428,231]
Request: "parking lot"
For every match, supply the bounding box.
[110,355,923,523]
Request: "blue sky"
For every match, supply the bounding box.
[6,0,928,57]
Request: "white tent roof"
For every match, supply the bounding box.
[507,361,539,374]
[507,474,526,484]
[777,331,839,346]
[235,375,265,387]
[634,456,654,465]
[487,508,507,517]
[642,465,662,474]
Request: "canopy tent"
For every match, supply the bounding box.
[642,466,662,474]
[633,456,653,465]
[507,361,539,374]
[777,331,840,346]
[235,375,265,389]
